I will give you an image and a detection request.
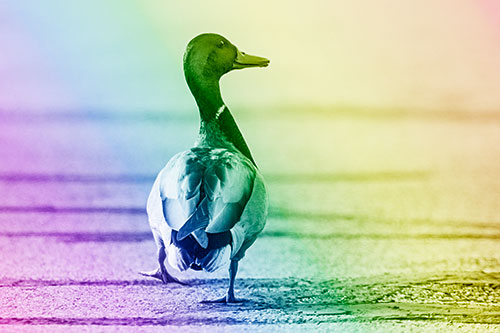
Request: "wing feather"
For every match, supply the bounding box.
[157,148,255,235]
[230,171,268,260]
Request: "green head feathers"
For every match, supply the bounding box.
[184,33,269,83]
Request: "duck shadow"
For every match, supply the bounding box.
[182,277,333,310]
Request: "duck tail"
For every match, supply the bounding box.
[191,229,209,249]
[176,196,210,248]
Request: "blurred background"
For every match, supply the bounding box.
[2,0,500,112]
[1,0,500,328]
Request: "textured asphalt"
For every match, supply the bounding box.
[0,109,499,331]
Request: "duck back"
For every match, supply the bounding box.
[158,147,255,234]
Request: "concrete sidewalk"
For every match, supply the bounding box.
[1,110,499,331]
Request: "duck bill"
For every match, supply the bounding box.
[232,49,270,70]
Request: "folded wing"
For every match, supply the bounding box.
[159,148,256,239]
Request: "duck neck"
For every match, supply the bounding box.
[187,76,224,122]
[187,76,256,166]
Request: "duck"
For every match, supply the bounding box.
[141,33,269,303]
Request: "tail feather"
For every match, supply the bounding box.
[177,196,210,242]
[192,229,209,249]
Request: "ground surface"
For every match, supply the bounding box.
[0,108,499,331]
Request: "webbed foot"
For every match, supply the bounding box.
[139,268,186,285]
[201,294,243,304]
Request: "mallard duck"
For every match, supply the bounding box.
[141,33,269,303]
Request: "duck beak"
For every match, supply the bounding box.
[232,49,270,70]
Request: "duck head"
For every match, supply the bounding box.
[183,33,269,120]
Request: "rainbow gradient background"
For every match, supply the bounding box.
[1,0,500,330]
[2,0,500,113]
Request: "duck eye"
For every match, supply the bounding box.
[217,40,225,48]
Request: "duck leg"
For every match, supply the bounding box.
[202,259,242,303]
[226,259,239,302]
[140,245,184,285]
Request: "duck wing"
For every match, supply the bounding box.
[157,148,257,249]
[229,171,268,260]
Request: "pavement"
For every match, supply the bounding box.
[0,108,499,332]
